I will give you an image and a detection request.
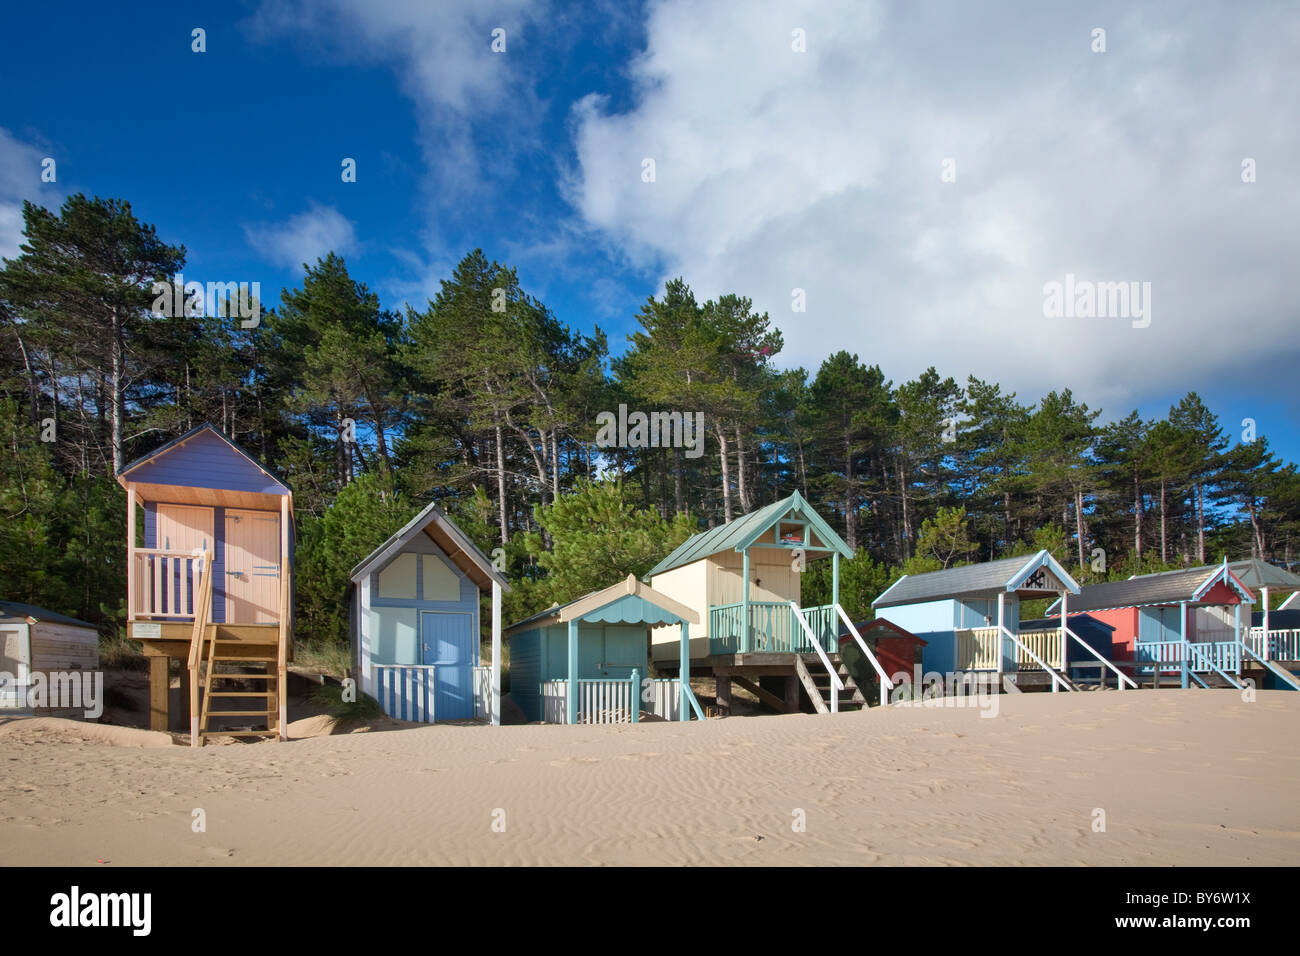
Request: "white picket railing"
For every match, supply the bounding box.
[1246,627,1300,661]
[789,601,843,712]
[374,665,439,722]
[835,604,893,706]
[541,680,567,723]
[133,548,207,619]
[646,678,683,720]
[578,679,633,724]
[473,665,491,720]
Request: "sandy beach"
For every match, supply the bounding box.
[2,689,1297,866]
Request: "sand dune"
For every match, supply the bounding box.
[1,690,1297,866]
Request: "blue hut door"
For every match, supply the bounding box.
[421,611,474,719]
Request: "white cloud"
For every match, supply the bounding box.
[244,202,359,270]
[0,128,60,261]
[568,0,1300,411]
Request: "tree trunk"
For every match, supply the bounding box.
[1195,482,1205,563]
[494,418,508,545]
[896,459,912,558]
[717,425,733,523]
[1075,489,1086,569]
[1159,479,1168,564]
[110,306,125,473]
[1133,471,1142,557]
[735,425,752,514]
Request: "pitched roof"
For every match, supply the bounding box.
[0,601,96,628]
[1226,559,1300,592]
[116,422,290,495]
[872,550,1080,609]
[647,491,852,578]
[505,575,698,636]
[350,501,510,593]
[1046,562,1253,614]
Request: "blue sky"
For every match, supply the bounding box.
[2,0,1298,465]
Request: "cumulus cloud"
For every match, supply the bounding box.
[568,0,1300,411]
[244,202,359,270]
[0,127,60,261]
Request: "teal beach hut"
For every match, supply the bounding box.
[506,575,703,724]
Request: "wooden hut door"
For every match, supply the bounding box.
[421,612,474,719]
[224,510,281,624]
[155,505,213,618]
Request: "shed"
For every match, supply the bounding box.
[872,550,1081,686]
[506,576,701,724]
[0,602,98,714]
[349,502,510,724]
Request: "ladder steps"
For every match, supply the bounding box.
[205,709,274,717]
[201,729,278,738]
[209,672,275,679]
[208,691,272,698]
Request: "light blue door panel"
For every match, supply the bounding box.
[421,611,474,719]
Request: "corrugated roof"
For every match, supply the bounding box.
[647,491,852,578]
[0,601,96,628]
[872,550,1078,608]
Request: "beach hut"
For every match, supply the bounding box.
[1045,561,1299,691]
[505,576,701,724]
[872,551,1088,691]
[118,423,293,744]
[349,503,510,724]
[0,602,98,714]
[645,491,885,715]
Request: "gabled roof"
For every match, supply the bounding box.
[1226,559,1300,592]
[0,600,95,628]
[505,575,698,636]
[647,491,852,578]
[350,501,510,593]
[1045,562,1254,615]
[116,423,290,495]
[872,550,1080,609]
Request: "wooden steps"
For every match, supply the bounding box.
[196,634,280,742]
[796,654,867,713]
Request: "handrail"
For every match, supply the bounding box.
[186,549,213,671]
[1064,625,1137,689]
[135,547,202,557]
[999,625,1075,691]
[1236,640,1300,692]
[186,548,212,748]
[834,604,894,706]
[790,601,843,712]
[1185,641,1244,690]
[681,682,706,720]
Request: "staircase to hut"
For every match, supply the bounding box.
[197,625,282,740]
[795,654,868,713]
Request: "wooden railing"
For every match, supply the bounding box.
[1133,640,1240,673]
[1246,627,1300,661]
[186,549,214,747]
[541,677,641,724]
[1016,630,1064,670]
[955,627,1000,670]
[708,601,838,654]
[836,604,894,706]
[134,548,207,619]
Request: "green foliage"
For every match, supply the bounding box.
[912,506,978,570]
[800,548,896,622]
[307,681,384,721]
[295,471,418,645]
[520,480,695,616]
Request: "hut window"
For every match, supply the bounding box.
[377,553,419,599]
[422,555,460,601]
